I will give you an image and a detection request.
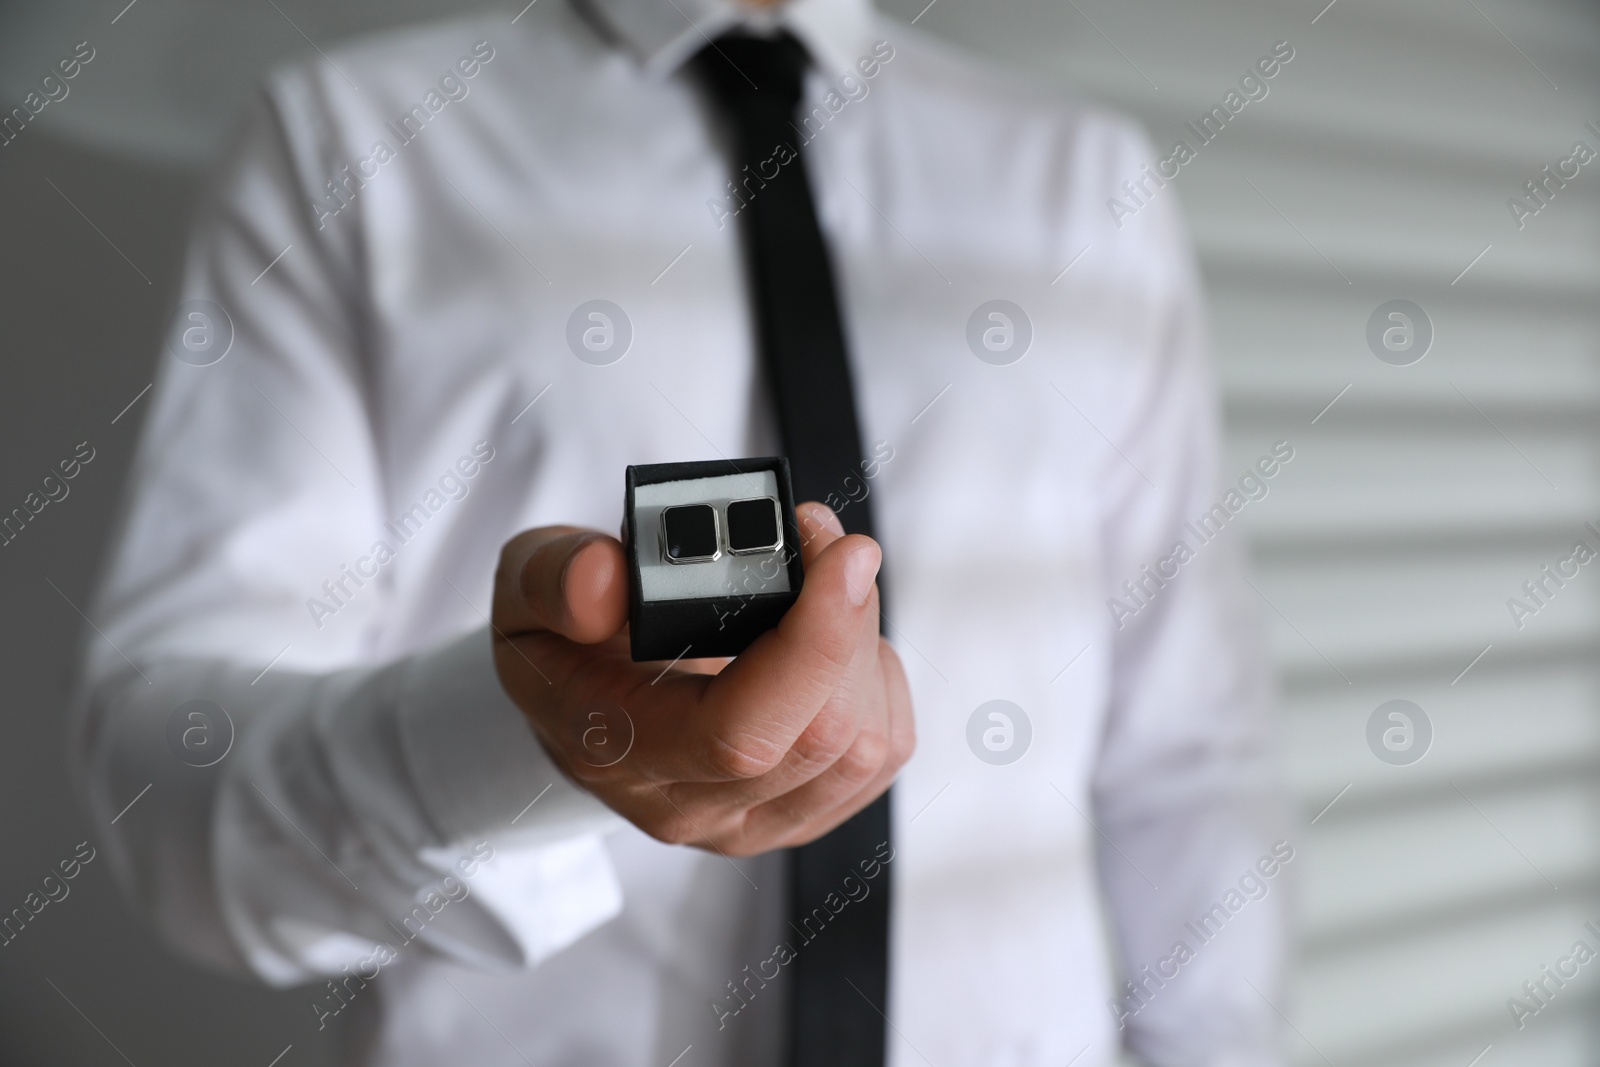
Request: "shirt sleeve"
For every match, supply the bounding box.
[68,72,623,986]
[1089,137,1289,1067]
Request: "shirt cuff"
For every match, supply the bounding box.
[396,626,622,848]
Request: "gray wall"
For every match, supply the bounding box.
[2,0,1598,1065]
[0,131,337,1065]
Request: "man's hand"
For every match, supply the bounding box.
[490,502,914,857]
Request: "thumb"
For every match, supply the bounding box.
[700,529,882,754]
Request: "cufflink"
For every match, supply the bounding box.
[623,458,805,662]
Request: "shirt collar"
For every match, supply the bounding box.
[574,0,875,82]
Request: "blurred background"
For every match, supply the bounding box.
[2,0,1597,1064]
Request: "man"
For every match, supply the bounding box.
[72,0,1285,1063]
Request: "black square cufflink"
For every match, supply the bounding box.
[623,457,805,662]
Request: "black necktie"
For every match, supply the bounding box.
[690,33,891,1067]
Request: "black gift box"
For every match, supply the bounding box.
[623,457,805,662]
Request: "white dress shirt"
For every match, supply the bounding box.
[71,0,1285,1063]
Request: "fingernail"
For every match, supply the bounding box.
[805,503,845,538]
[843,542,880,606]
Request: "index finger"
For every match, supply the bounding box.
[492,525,629,644]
